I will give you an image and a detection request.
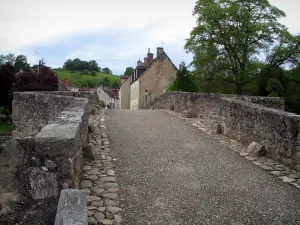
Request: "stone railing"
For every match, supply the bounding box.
[150,91,300,171]
[0,91,97,225]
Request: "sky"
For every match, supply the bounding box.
[0,0,299,75]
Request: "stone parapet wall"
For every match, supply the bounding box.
[220,98,300,169]
[1,91,95,225]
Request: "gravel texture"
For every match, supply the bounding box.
[105,109,300,225]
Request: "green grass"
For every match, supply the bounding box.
[0,123,12,134]
[54,69,120,88]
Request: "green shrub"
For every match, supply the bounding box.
[90,71,96,76]
[96,100,106,108]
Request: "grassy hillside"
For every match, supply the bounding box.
[54,69,120,88]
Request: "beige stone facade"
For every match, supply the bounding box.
[119,76,131,109]
[138,48,177,108]
[130,79,139,110]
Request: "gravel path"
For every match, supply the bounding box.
[105,109,300,225]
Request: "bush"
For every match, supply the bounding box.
[90,71,96,76]
[96,100,106,108]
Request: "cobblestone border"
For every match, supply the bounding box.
[81,110,123,225]
[163,109,300,189]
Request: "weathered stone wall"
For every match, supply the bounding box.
[219,98,300,169]
[1,91,94,225]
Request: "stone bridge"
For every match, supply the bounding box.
[1,91,300,225]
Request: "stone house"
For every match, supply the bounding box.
[96,87,120,109]
[119,75,130,109]
[129,47,177,109]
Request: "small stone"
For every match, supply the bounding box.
[281,176,296,183]
[94,212,105,221]
[107,170,115,176]
[291,183,300,189]
[101,177,116,182]
[85,175,98,181]
[114,214,122,223]
[258,164,273,171]
[84,143,97,160]
[106,207,122,213]
[88,217,97,225]
[95,163,103,168]
[88,210,94,216]
[105,183,118,188]
[81,180,92,188]
[98,207,106,212]
[104,199,117,207]
[82,189,91,195]
[239,152,249,157]
[91,200,104,207]
[246,142,265,157]
[95,160,102,164]
[87,196,101,202]
[83,166,92,171]
[87,169,101,175]
[245,156,256,161]
[100,219,113,225]
[103,193,118,200]
[93,188,105,196]
[107,156,112,161]
[42,166,48,171]
[101,155,106,160]
[88,206,98,210]
[107,187,119,193]
[271,171,282,176]
[44,160,57,169]
[104,141,109,145]
[106,212,114,219]
[288,174,300,179]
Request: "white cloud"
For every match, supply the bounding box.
[0,0,299,74]
[0,0,196,52]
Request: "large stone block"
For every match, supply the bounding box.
[29,168,58,200]
[54,189,88,225]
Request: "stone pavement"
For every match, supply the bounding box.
[105,109,300,225]
[81,110,122,225]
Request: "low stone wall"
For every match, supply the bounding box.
[220,98,300,169]
[0,91,95,225]
[151,91,300,170]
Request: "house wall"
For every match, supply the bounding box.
[120,77,131,109]
[139,57,176,108]
[96,87,111,106]
[130,80,139,110]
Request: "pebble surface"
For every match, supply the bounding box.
[80,110,122,225]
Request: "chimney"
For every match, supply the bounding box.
[147,48,154,63]
[137,59,143,67]
[144,57,148,66]
[157,47,164,60]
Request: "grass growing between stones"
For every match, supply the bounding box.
[0,123,12,134]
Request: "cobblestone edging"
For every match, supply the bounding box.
[163,109,300,189]
[81,110,123,225]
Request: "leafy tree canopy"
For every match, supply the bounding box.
[124,67,134,76]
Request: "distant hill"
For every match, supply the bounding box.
[54,69,120,88]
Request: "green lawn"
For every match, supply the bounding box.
[54,69,120,88]
[0,123,12,134]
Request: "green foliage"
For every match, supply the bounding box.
[90,71,97,76]
[0,123,12,134]
[102,67,112,74]
[124,67,134,76]
[55,70,120,89]
[168,62,198,92]
[96,100,106,108]
[184,0,300,114]
[63,58,100,72]
[14,55,30,72]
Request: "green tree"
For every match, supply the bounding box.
[0,55,6,65]
[14,55,30,72]
[5,53,16,65]
[168,62,198,92]
[102,67,112,74]
[124,67,134,76]
[88,60,100,72]
[185,0,287,94]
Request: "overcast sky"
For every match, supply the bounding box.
[0,0,299,75]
